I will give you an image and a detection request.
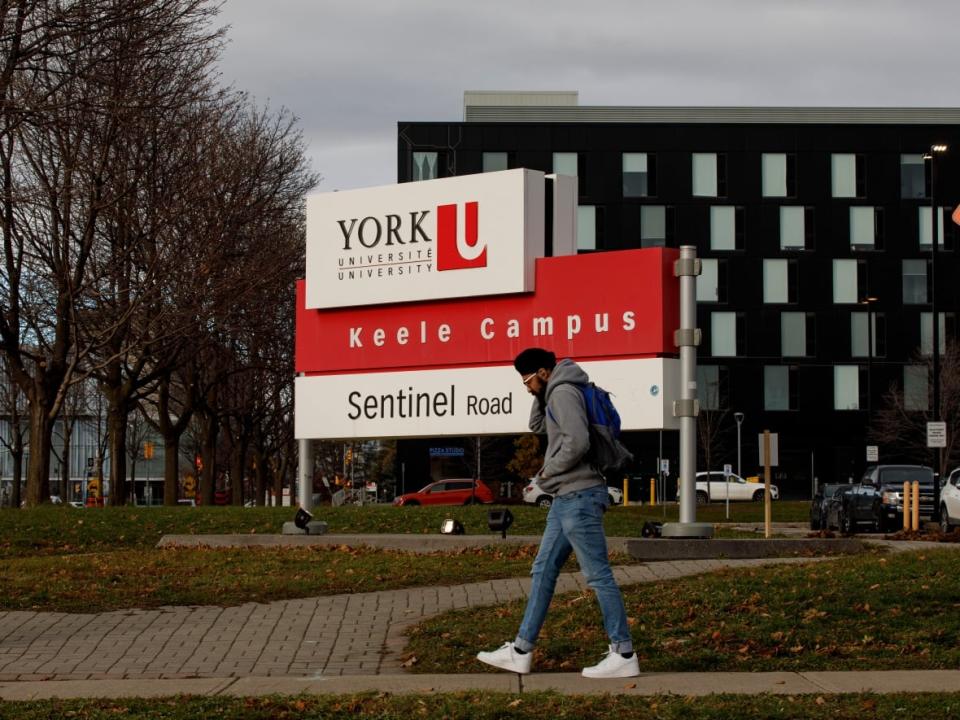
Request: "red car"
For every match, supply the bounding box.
[393,478,495,506]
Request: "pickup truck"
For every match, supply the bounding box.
[827,465,935,534]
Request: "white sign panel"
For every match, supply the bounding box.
[305,169,546,309]
[927,421,947,448]
[866,445,879,462]
[758,432,779,467]
[296,358,680,440]
[723,463,732,477]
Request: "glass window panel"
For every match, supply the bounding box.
[764,366,789,410]
[920,312,946,356]
[482,152,508,172]
[781,312,807,357]
[763,259,788,303]
[901,154,927,199]
[780,206,805,249]
[762,153,787,197]
[710,206,735,250]
[902,259,927,304]
[918,207,946,248]
[623,153,649,197]
[698,365,720,410]
[904,365,929,411]
[641,205,666,246]
[831,153,856,198]
[834,366,860,410]
[832,259,858,304]
[711,312,737,357]
[850,207,875,248]
[850,312,878,357]
[412,151,438,181]
[698,259,718,302]
[553,152,578,177]
[692,153,718,197]
[577,205,596,250]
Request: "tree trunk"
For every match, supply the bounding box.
[10,407,23,509]
[24,401,54,506]
[199,411,218,506]
[253,448,267,506]
[230,432,247,506]
[163,432,180,505]
[106,392,128,506]
[272,455,286,507]
[60,419,72,501]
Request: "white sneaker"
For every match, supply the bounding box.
[581,645,640,678]
[476,642,532,674]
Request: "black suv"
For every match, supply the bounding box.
[862,465,935,532]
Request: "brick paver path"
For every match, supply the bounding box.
[0,557,829,681]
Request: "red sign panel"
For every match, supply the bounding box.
[296,248,679,375]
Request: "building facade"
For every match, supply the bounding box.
[396,94,960,498]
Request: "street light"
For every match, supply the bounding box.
[924,143,948,520]
[734,412,744,477]
[859,296,879,421]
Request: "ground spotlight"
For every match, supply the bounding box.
[487,508,514,539]
[294,507,313,532]
[440,518,465,535]
[641,521,663,538]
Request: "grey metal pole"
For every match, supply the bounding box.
[298,438,313,512]
[662,245,712,538]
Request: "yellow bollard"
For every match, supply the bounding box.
[623,478,629,506]
[650,478,656,506]
[903,481,911,531]
[912,481,920,532]
[903,480,910,530]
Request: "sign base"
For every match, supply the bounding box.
[660,522,714,539]
[282,520,329,536]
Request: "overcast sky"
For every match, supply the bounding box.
[215,0,960,193]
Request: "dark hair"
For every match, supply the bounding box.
[513,348,556,375]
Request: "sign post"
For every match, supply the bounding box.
[759,431,779,539]
[723,463,732,519]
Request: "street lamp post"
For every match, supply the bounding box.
[926,144,948,521]
[734,412,744,478]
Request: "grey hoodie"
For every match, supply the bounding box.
[529,358,604,495]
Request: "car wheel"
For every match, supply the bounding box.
[876,514,888,534]
[695,491,708,505]
[840,508,854,536]
[404,499,419,506]
[536,496,553,509]
[810,514,821,531]
[752,489,765,502]
[608,492,619,506]
[940,505,953,533]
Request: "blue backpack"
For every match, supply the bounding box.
[548,382,635,479]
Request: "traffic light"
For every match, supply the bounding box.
[345,447,353,464]
[143,441,154,459]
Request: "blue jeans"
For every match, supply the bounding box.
[514,485,633,654]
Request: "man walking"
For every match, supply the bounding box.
[477,348,639,678]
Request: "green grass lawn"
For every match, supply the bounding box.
[2,692,959,719]
[0,502,810,558]
[406,548,960,673]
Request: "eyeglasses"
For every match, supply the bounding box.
[521,373,537,387]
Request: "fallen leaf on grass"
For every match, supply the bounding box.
[624,682,637,689]
[401,656,418,667]
[508,699,522,707]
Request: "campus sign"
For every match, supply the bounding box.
[305,169,546,309]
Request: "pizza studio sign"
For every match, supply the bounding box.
[297,169,680,440]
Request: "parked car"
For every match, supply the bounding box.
[522,477,623,509]
[809,483,852,530]
[939,466,960,533]
[393,479,495,507]
[678,471,780,504]
[824,482,881,534]
[863,464,935,532]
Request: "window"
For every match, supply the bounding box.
[553,152,578,177]
[901,154,929,199]
[710,206,743,250]
[698,365,724,410]
[711,312,739,357]
[851,312,885,357]
[577,205,596,251]
[763,259,797,304]
[902,260,929,304]
[780,206,811,249]
[698,259,725,303]
[834,366,860,410]
[781,312,814,357]
[850,207,882,249]
[762,153,796,197]
[693,153,726,197]
[764,366,796,411]
[623,153,655,197]
[904,366,928,411]
[482,152,508,172]
[918,206,949,249]
[920,312,949,356]
[831,153,864,198]
[832,259,863,304]
[641,205,668,247]
[412,151,438,181]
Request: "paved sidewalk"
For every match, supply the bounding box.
[0,557,822,682]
